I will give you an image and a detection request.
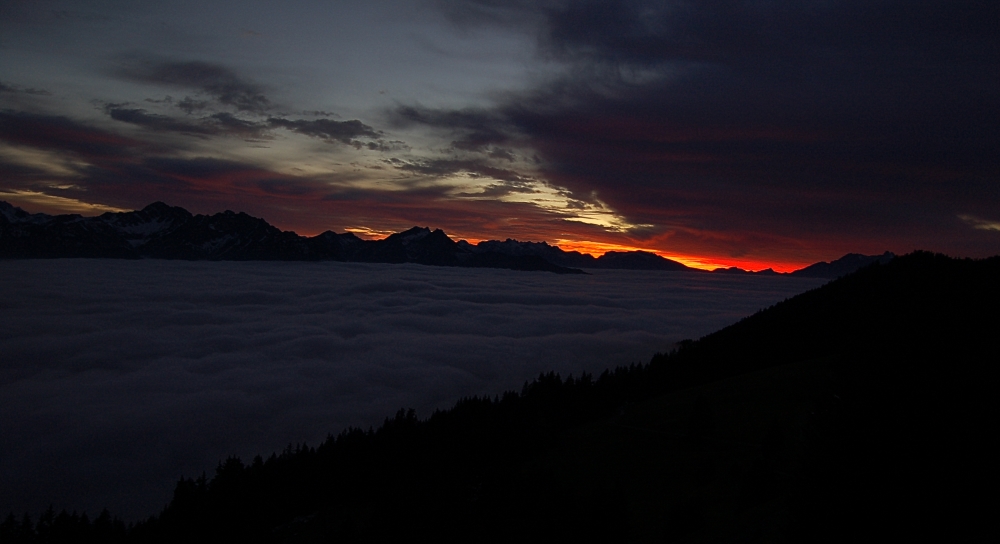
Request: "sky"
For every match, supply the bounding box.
[0,259,824,519]
[0,0,997,270]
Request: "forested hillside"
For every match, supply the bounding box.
[2,251,996,543]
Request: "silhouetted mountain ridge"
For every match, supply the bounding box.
[2,201,892,276]
[460,239,692,271]
[0,202,582,274]
[789,251,895,277]
[711,252,897,277]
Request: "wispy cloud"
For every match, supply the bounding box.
[0,110,153,160]
[0,80,51,96]
[114,59,272,114]
[104,104,272,139]
[959,214,1000,231]
[268,117,379,146]
[390,105,514,152]
[420,0,1000,261]
[0,189,128,214]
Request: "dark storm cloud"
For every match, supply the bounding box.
[441,0,997,68]
[0,109,268,205]
[0,160,44,181]
[105,104,216,135]
[363,139,410,152]
[433,0,547,27]
[388,157,531,183]
[0,81,51,96]
[103,100,395,146]
[78,156,328,208]
[268,117,379,144]
[488,147,516,162]
[115,60,272,114]
[0,259,825,519]
[208,112,271,139]
[0,106,376,217]
[0,109,326,212]
[105,104,272,140]
[424,0,1000,258]
[0,110,180,206]
[139,156,258,178]
[0,110,149,160]
[268,118,409,151]
[126,157,322,200]
[176,97,212,114]
[390,105,512,152]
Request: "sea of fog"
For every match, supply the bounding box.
[0,259,825,520]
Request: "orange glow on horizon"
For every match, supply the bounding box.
[552,239,719,270]
[457,236,809,273]
[554,241,809,272]
[34,204,813,273]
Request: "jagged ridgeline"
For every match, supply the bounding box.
[0,201,582,273]
[0,201,894,276]
[2,251,996,543]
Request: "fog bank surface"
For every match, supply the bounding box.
[0,260,824,519]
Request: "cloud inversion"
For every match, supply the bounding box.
[0,260,824,520]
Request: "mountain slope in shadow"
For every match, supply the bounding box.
[3,251,994,543]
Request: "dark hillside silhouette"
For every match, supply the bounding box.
[788,251,895,278]
[2,251,996,542]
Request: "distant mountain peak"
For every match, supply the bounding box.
[388,226,433,244]
[141,201,176,213]
[712,252,895,277]
[0,200,900,278]
[790,252,895,278]
[594,250,691,271]
[0,201,24,222]
[0,201,47,224]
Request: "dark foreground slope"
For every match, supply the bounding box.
[2,252,997,543]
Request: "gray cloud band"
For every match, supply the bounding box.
[415,0,1000,253]
[114,59,272,114]
[0,260,823,520]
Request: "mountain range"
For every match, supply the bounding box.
[0,201,892,277]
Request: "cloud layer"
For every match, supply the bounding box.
[421,0,1000,260]
[115,60,273,114]
[0,260,823,519]
[0,0,996,269]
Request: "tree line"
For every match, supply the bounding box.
[3,251,997,542]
